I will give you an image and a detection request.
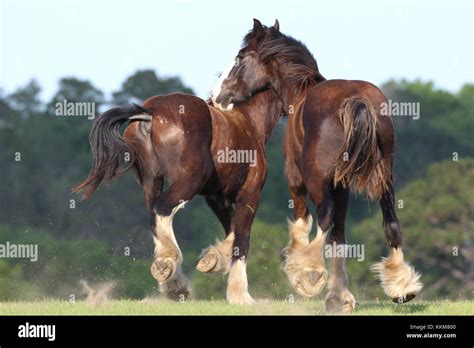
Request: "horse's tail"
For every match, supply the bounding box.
[73,104,152,199]
[333,97,390,200]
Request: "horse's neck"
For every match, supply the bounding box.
[236,92,282,146]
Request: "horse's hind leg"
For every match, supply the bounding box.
[196,195,234,273]
[150,182,201,301]
[371,180,422,303]
[144,176,164,228]
[324,186,356,313]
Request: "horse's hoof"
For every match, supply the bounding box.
[196,252,218,273]
[227,291,255,305]
[392,293,417,304]
[293,268,328,298]
[151,259,174,282]
[325,290,356,314]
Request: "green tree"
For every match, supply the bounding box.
[48,77,105,112]
[7,79,43,118]
[112,69,194,104]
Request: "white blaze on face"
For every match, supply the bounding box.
[211,60,235,111]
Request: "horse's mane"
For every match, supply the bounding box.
[243,28,326,88]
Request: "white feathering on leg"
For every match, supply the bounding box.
[226,259,254,305]
[282,221,328,298]
[371,247,422,301]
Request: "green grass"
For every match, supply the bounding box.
[0,299,472,315]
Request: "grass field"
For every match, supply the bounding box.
[1,299,472,315]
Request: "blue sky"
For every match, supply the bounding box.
[0,0,472,101]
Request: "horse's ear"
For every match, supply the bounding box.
[252,18,265,41]
[273,19,280,32]
[253,18,263,32]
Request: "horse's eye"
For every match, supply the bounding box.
[234,57,240,67]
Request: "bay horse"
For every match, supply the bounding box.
[74,88,283,304]
[214,19,422,312]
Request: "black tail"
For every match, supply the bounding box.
[73,104,151,199]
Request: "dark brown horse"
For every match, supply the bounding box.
[74,88,282,304]
[214,19,422,312]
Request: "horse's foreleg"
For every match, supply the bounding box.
[225,194,260,305]
[324,186,356,314]
[196,195,235,273]
[371,181,422,303]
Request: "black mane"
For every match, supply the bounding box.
[243,27,326,88]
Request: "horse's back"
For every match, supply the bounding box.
[305,80,387,113]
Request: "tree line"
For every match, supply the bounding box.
[0,70,472,300]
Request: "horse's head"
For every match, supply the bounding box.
[213,19,281,110]
[214,19,324,111]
